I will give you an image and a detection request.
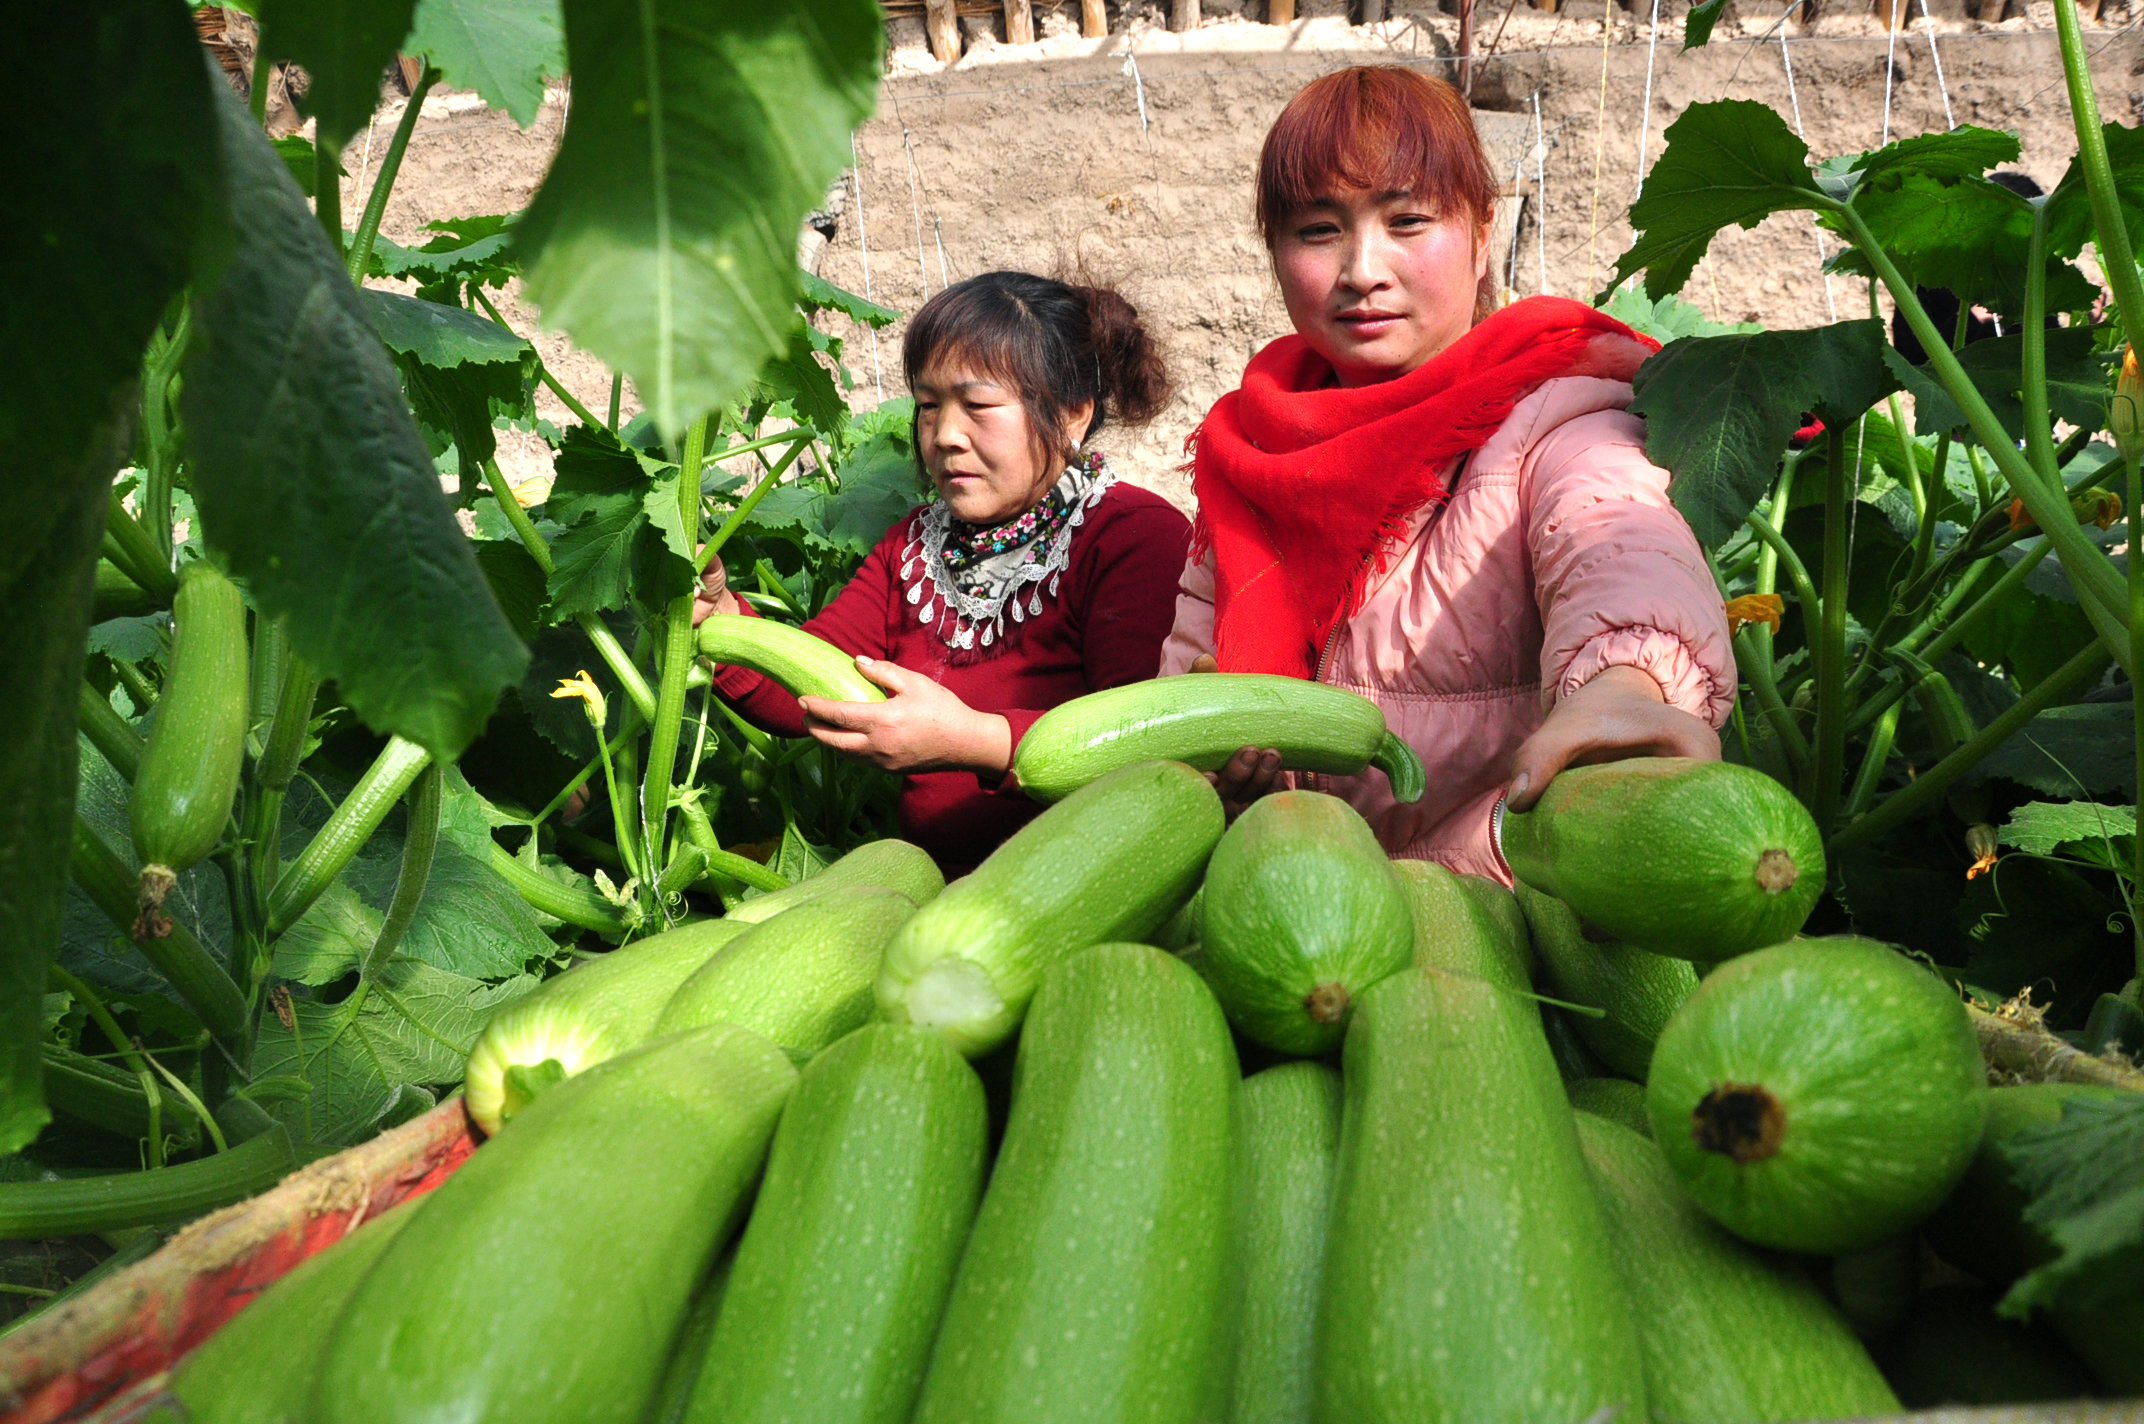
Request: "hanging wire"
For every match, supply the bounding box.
[932,214,952,288]
[1881,0,1902,146]
[1532,89,1550,297]
[1779,23,1840,321]
[849,131,884,403]
[1917,0,1958,130]
[1585,0,1617,297]
[1633,0,1664,197]
[901,126,931,299]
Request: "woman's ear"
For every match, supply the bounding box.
[1065,396,1097,447]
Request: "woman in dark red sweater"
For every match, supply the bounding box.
[695,273,1190,870]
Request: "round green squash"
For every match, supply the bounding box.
[1646,936,1987,1254]
[1499,758,1823,961]
[1199,791,1414,1055]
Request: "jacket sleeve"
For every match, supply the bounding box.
[1523,407,1737,728]
[708,522,902,739]
[1157,547,1217,676]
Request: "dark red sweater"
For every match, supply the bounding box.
[712,482,1192,870]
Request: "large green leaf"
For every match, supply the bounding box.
[1598,286,1761,344]
[2001,1093,2144,1314]
[1829,175,2095,318]
[543,427,695,618]
[254,961,538,1145]
[360,287,535,469]
[368,214,519,297]
[0,0,218,1153]
[1964,697,2136,799]
[184,80,528,759]
[1628,320,1897,549]
[258,0,420,151]
[408,0,563,128]
[2046,121,2144,263]
[1611,100,1825,301]
[1998,800,2135,857]
[1843,126,2023,191]
[515,0,883,437]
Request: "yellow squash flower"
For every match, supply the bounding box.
[1724,593,1786,637]
[551,669,608,729]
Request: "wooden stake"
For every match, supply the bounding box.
[1361,0,1387,19]
[1006,0,1035,43]
[1172,0,1200,27]
[1082,0,1108,35]
[1269,0,1296,19]
[926,0,962,62]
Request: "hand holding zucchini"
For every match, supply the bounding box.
[1497,757,1823,961]
[1011,673,1425,803]
[129,561,248,937]
[695,614,884,703]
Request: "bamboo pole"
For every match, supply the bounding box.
[926,0,961,62]
[1082,0,1108,36]
[1172,0,1200,27]
[1269,0,1296,19]
[1006,0,1035,43]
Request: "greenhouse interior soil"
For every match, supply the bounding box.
[335,2,2144,503]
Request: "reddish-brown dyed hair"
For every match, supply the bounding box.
[1255,66,1498,251]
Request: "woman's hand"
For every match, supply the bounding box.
[1506,665,1719,812]
[691,556,739,627]
[799,657,1014,776]
[1189,653,1284,816]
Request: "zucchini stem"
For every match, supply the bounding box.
[264,737,432,934]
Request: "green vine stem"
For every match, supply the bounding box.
[139,306,190,563]
[314,135,343,263]
[345,67,438,282]
[360,762,441,982]
[79,683,143,784]
[485,843,634,934]
[248,652,320,916]
[2054,0,2144,359]
[1811,419,1853,831]
[265,737,431,934]
[104,495,176,604]
[1741,511,1821,620]
[1829,639,2113,855]
[1842,700,1904,821]
[1732,629,1811,772]
[471,291,607,431]
[46,966,165,1169]
[641,416,711,919]
[699,434,814,573]
[1830,201,2133,670]
[69,817,248,1053]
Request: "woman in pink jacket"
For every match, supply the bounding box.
[1164,65,1737,882]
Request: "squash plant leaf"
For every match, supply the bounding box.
[1680,0,1726,50]
[185,79,529,760]
[1999,1093,2144,1315]
[514,0,883,438]
[1829,176,2092,319]
[408,0,563,128]
[1964,697,2138,799]
[543,426,696,618]
[1998,800,2137,857]
[1629,320,1896,548]
[2045,121,2144,262]
[361,288,536,470]
[253,961,539,1146]
[1611,100,1825,300]
[369,214,520,298]
[0,0,220,1153]
[800,271,900,329]
[1842,126,2022,190]
[258,0,422,152]
[1884,328,2111,442]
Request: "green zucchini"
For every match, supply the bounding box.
[647,1251,737,1424]
[877,760,1222,1057]
[462,917,751,1134]
[656,885,917,1056]
[1392,859,1531,990]
[1573,1110,1899,1422]
[1880,1286,2099,1408]
[1568,1076,1651,1137]
[1316,967,1647,1424]
[911,944,1239,1424]
[485,841,636,935]
[42,1045,189,1147]
[1498,757,1823,960]
[0,1125,298,1239]
[158,1201,424,1424]
[1199,791,1414,1054]
[1151,884,1203,952]
[1646,936,1987,1254]
[724,837,943,926]
[1012,672,1424,803]
[95,557,162,621]
[264,736,431,934]
[130,561,247,933]
[696,613,884,702]
[1517,881,1697,1080]
[1827,1234,1919,1341]
[1230,1062,1342,1424]
[316,1024,797,1424]
[685,1025,987,1424]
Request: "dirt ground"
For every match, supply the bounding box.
[343,4,2144,503]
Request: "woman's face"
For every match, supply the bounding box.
[913,362,1093,525]
[1271,186,1491,387]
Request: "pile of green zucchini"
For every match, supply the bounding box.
[146,733,2136,1423]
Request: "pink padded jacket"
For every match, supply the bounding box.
[1160,374,1738,883]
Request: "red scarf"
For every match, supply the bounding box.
[1189,296,1658,678]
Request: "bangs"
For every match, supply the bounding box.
[1256,67,1497,248]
